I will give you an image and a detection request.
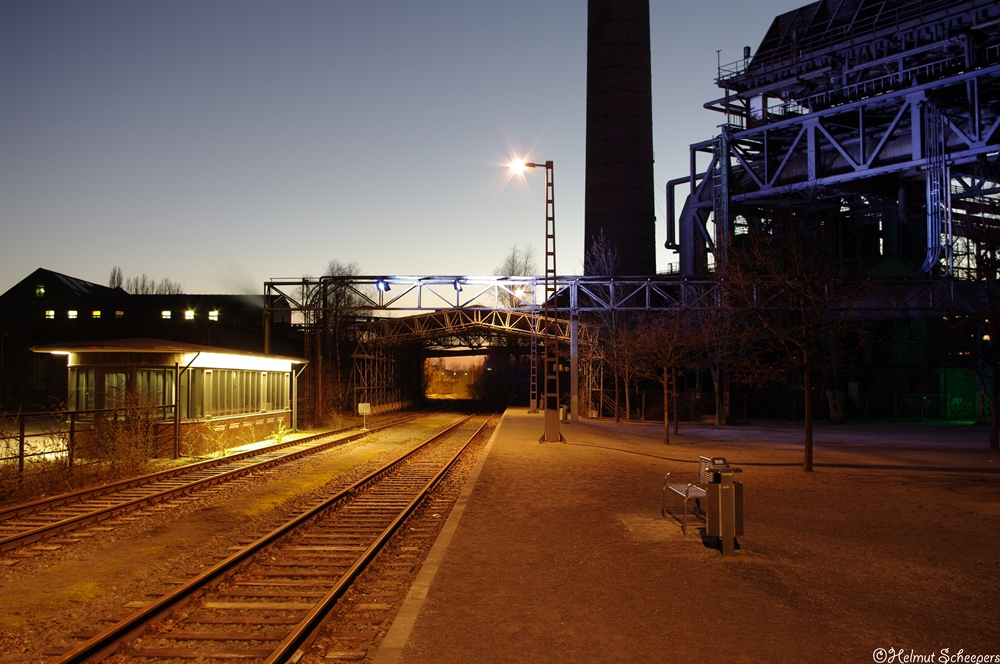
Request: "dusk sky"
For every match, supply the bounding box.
[1,1,803,295]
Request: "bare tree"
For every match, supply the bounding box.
[108,266,124,289]
[583,230,631,421]
[584,229,618,276]
[494,244,537,309]
[615,324,642,420]
[317,260,366,416]
[631,312,701,444]
[723,203,870,471]
[111,270,184,295]
[494,243,537,277]
[693,304,739,426]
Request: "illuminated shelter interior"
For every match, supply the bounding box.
[31,339,304,429]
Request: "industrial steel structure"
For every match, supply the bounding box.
[263,273,979,423]
[668,0,1000,279]
[266,0,1000,429]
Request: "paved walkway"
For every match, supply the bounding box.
[374,409,1000,663]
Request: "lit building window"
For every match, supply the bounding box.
[116,311,124,318]
[35,284,45,297]
[161,311,172,319]
[209,310,219,322]
[185,310,195,320]
[92,311,101,319]
[68,310,78,319]
[45,310,55,319]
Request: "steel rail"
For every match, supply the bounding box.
[0,411,415,521]
[52,411,485,664]
[0,411,425,552]
[267,413,493,662]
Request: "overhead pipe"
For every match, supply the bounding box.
[665,177,688,250]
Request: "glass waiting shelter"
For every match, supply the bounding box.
[32,338,307,430]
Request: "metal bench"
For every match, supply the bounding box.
[662,456,731,534]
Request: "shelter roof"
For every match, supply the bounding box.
[30,338,305,363]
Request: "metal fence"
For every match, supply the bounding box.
[0,405,176,485]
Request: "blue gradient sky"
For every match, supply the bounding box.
[1,1,802,294]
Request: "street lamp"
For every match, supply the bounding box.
[510,159,562,442]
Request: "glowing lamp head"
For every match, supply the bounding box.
[509,159,528,174]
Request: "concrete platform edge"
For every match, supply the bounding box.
[371,409,508,664]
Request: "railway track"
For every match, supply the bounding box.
[50,411,493,663]
[0,411,427,553]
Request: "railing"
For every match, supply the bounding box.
[720,0,973,78]
[0,405,176,489]
[745,52,973,126]
[268,274,981,319]
[720,19,1000,127]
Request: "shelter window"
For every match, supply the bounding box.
[188,368,289,417]
[184,310,195,320]
[207,369,260,416]
[92,310,101,319]
[262,372,289,411]
[68,368,96,411]
[116,311,124,318]
[161,311,172,320]
[209,310,219,322]
[45,310,54,319]
[67,310,78,319]
[35,284,45,297]
[104,372,127,408]
[137,368,174,408]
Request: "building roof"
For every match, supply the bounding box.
[31,338,305,364]
[728,0,998,97]
[0,267,127,304]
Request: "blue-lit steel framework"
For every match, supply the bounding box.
[264,273,982,422]
[667,0,1000,280]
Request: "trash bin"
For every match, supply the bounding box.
[559,406,567,422]
[705,465,743,556]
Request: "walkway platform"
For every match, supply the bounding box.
[374,409,1000,663]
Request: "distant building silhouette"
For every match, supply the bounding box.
[0,268,300,411]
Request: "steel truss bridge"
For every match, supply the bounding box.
[263,274,986,421]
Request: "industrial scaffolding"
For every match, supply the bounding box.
[668,0,1000,282]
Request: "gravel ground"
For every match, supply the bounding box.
[392,412,1000,664]
[0,412,460,662]
[3,412,996,663]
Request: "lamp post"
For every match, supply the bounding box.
[511,159,562,442]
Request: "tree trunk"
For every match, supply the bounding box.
[624,373,632,420]
[314,316,323,424]
[334,316,342,412]
[672,367,679,435]
[663,367,670,445]
[991,368,998,453]
[803,356,814,471]
[614,369,620,423]
[713,365,722,427]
